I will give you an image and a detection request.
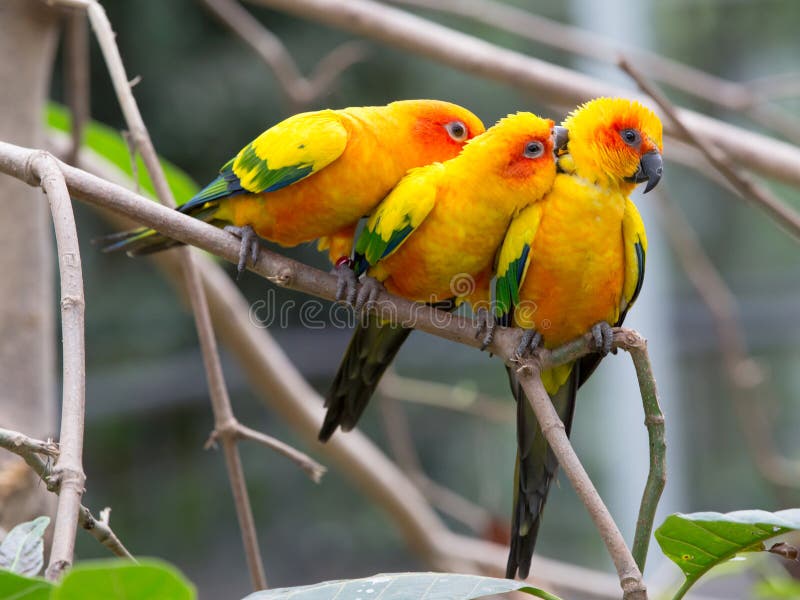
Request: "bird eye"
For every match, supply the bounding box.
[445,120,468,142]
[523,140,544,158]
[620,128,641,146]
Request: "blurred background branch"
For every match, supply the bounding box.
[199,0,367,112]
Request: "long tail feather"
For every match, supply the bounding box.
[96,200,221,256]
[320,314,413,441]
[505,363,578,579]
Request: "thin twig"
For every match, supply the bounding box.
[619,57,800,242]
[0,427,134,560]
[63,10,89,165]
[207,422,327,483]
[514,352,646,600]
[245,0,800,189]
[622,335,666,573]
[54,0,268,587]
[388,0,800,145]
[19,152,87,581]
[379,396,493,534]
[200,0,366,111]
[378,369,513,423]
[653,190,800,492]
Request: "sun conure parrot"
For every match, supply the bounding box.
[319,112,567,442]
[494,97,663,579]
[100,99,484,288]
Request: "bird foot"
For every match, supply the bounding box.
[515,328,542,359]
[355,276,384,313]
[223,224,260,278]
[333,257,358,305]
[591,321,614,356]
[474,307,496,351]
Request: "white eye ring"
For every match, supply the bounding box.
[523,140,544,158]
[620,128,641,146]
[445,120,468,142]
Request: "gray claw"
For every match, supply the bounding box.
[224,224,260,278]
[333,260,358,305]
[515,328,542,358]
[475,307,496,351]
[591,321,614,356]
[355,276,384,312]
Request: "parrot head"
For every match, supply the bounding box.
[562,97,664,193]
[461,111,558,201]
[389,99,485,164]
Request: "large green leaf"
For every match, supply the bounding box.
[243,572,562,600]
[46,103,199,203]
[0,517,50,576]
[0,569,53,600]
[52,559,195,600]
[656,509,800,599]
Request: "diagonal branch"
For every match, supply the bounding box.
[206,422,326,483]
[200,0,366,111]
[619,57,800,242]
[245,0,800,189]
[388,0,800,145]
[654,189,800,493]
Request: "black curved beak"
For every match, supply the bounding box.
[629,150,663,193]
[553,126,569,152]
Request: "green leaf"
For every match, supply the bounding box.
[0,569,53,600]
[52,559,195,600]
[655,509,800,600]
[0,517,50,576]
[45,103,199,203]
[243,572,562,600]
[753,577,800,599]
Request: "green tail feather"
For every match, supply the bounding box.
[97,200,221,256]
[320,314,413,442]
[320,299,457,442]
[505,364,578,579]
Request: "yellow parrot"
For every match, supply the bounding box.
[494,97,663,579]
[320,112,567,441]
[101,100,484,292]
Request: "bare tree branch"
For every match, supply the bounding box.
[245,0,800,189]
[378,369,514,423]
[0,427,134,560]
[206,422,327,484]
[63,10,89,165]
[619,57,800,243]
[49,0,269,587]
[15,152,87,581]
[199,0,366,111]
[387,0,800,145]
[654,190,800,493]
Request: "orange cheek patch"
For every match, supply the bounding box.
[503,155,537,179]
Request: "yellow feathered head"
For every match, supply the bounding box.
[563,97,664,192]
[459,111,558,199]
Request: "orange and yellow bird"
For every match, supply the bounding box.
[494,97,663,579]
[101,100,484,289]
[320,112,565,442]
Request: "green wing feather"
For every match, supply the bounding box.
[494,203,543,321]
[353,164,440,275]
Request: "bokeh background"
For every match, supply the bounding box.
[44,0,800,598]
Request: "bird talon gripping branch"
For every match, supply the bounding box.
[591,321,614,356]
[333,256,358,305]
[223,224,260,277]
[475,307,496,351]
